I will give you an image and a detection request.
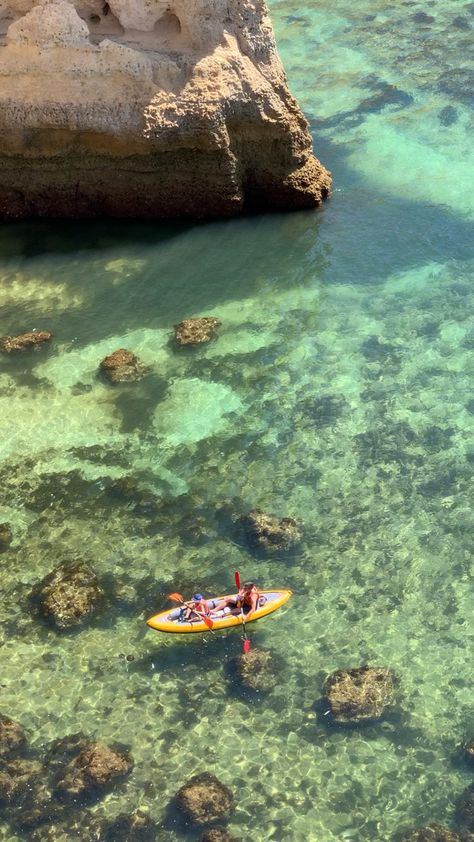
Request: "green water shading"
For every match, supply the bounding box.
[0,0,473,840]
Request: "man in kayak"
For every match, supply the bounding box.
[211,581,260,621]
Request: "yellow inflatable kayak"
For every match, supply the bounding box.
[146,589,292,634]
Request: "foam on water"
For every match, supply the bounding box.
[0,0,473,840]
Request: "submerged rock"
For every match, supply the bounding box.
[239,508,301,554]
[200,829,239,842]
[99,349,146,383]
[458,783,474,831]
[461,740,474,766]
[0,2,330,220]
[54,742,134,802]
[324,666,394,723]
[3,767,66,833]
[103,809,157,841]
[30,560,104,630]
[175,318,221,347]
[401,825,463,842]
[0,331,52,353]
[106,476,162,517]
[0,523,12,551]
[0,715,27,758]
[28,812,105,842]
[176,772,234,826]
[0,757,42,805]
[236,648,277,693]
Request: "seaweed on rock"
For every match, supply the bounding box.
[399,825,463,842]
[30,560,104,631]
[51,739,134,804]
[175,317,221,347]
[323,666,395,723]
[99,348,147,383]
[231,647,279,694]
[200,829,240,842]
[239,508,302,555]
[176,772,235,826]
[0,331,52,353]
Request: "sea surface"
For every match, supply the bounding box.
[0,0,473,840]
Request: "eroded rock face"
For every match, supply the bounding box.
[54,742,134,801]
[0,0,330,219]
[30,560,104,630]
[176,772,234,826]
[401,825,463,842]
[175,317,221,347]
[0,523,12,551]
[239,509,301,554]
[324,666,394,723]
[236,648,277,693]
[0,331,52,352]
[0,715,27,758]
[99,348,146,382]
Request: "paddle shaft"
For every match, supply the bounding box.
[234,570,250,652]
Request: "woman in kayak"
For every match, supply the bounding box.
[211,581,260,621]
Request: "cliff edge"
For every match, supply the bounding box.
[0,0,331,218]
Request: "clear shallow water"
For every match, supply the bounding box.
[0,0,473,840]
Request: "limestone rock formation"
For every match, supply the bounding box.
[0,331,52,352]
[30,559,104,630]
[176,772,234,826]
[175,317,221,347]
[324,666,394,723]
[99,348,146,382]
[0,0,331,219]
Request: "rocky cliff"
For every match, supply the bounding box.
[0,0,331,218]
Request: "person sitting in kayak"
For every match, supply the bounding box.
[182,593,211,622]
[211,582,260,621]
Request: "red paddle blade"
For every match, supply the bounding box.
[243,638,251,654]
[168,592,184,602]
[234,570,241,589]
[202,615,214,630]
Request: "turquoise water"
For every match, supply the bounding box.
[1,0,473,839]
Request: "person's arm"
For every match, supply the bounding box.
[244,594,259,622]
